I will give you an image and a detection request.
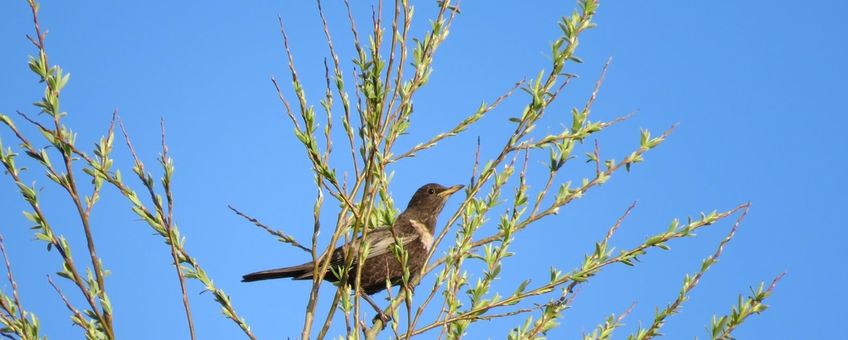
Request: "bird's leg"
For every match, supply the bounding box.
[362,293,391,324]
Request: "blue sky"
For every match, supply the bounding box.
[1,0,845,339]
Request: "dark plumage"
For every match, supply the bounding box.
[242,183,463,295]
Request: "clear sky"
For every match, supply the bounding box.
[0,1,845,339]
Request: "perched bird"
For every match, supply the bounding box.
[242,183,464,295]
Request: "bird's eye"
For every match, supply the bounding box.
[428,188,435,194]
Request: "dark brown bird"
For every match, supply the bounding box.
[242,183,464,295]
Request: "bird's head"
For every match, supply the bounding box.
[406,183,464,215]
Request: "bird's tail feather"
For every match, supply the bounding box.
[242,263,313,282]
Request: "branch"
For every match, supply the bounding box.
[159,120,196,340]
[0,234,42,340]
[709,272,786,340]
[368,2,606,335]
[228,205,311,253]
[522,202,637,339]
[408,204,748,337]
[47,275,99,339]
[46,113,258,339]
[0,235,23,320]
[630,203,751,340]
[389,80,524,163]
[582,303,636,340]
[0,115,110,338]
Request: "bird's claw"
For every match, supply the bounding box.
[372,311,391,324]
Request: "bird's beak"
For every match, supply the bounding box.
[439,184,465,198]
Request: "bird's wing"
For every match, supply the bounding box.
[364,227,420,258]
[331,227,420,263]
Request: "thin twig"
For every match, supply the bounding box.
[46,275,87,331]
[0,235,23,319]
[583,57,612,112]
[228,205,311,253]
[389,81,524,163]
[605,201,637,245]
[159,120,197,340]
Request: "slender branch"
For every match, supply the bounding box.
[21,0,114,335]
[47,275,97,339]
[631,204,750,340]
[47,275,85,321]
[455,125,676,264]
[159,120,197,340]
[0,235,23,320]
[389,81,524,163]
[228,205,311,253]
[367,4,606,333]
[382,0,416,139]
[604,201,637,245]
[583,303,636,340]
[0,117,109,336]
[47,114,258,340]
[0,233,41,340]
[709,272,785,339]
[316,0,358,174]
[408,204,748,337]
[583,57,612,113]
[301,179,325,339]
[524,202,637,338]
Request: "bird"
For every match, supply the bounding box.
[242,183,464,296]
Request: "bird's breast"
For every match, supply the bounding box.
[409,219,434,252]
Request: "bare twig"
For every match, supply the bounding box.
[47,275,92,337]
[583,57,612,112]
[0,235,23,320]
[228,205,311,253]
[605,201,637,245]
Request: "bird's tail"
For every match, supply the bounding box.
[242,263,313,282]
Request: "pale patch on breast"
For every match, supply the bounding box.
[410,219,433,251]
